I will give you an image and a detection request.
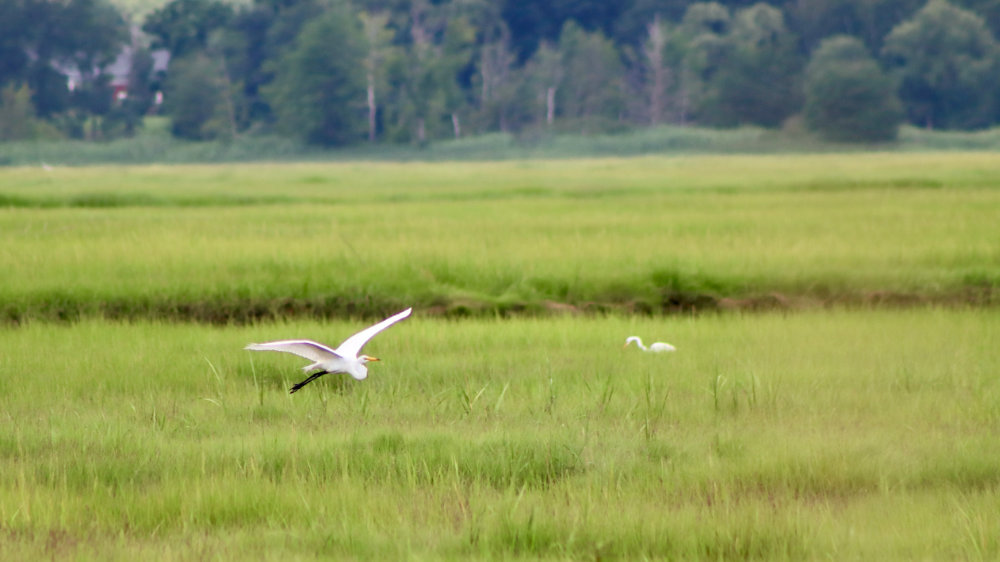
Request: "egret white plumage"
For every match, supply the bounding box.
[624,336,675,353]
[246,307,412,393]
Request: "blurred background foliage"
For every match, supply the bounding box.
[2,0,1000,150]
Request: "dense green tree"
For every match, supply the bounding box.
[613,0,695,45]
[0,0,126,119]
[680,2,732,35]
[677,3,730,111]
[397,0,442,143]
[124,48,158,120]
[14,0,128,133]
[804,35,902,141]
[0,2,31,87]
[215,9,271,126]
[472,27,533,133]
[27,63,73,118]
[0,84,43,140]
[206,0,326,129]
[264,3,367,145]
[522,41,564,128]
[164,52,234,140]
[378,0,477,143]
[434,15,478,138]
[554,22,627,132]
[952,0,1000,36]
[500,0,632,62]
[143,0,234,58]
[143,0,243,138]
[70,72,119,139]
[882,0,999,129]
[786,0,924,52]
[37,0,127,73]
[689,3,803,127]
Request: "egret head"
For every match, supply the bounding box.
[359,355,380,364]
[623,336,640,348]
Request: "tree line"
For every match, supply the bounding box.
[2,0,1000,145]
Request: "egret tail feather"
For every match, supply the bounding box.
[289,371,329,394]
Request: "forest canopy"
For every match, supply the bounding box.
[2,0,1000,146]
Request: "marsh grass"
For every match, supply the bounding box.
[1,152,998,558]
[1,310,998,559]
[2,153,999,323]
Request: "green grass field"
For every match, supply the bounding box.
[2,152,999,322]
[2,311,998,559]
[1,153,999,559]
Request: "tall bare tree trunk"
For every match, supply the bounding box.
[546,86,556,126]
[451,113,460,138]
[361,11,391,143]
[367,82,376,142]
[479,37,515,132]
[644,14,670,126]
[216,53,238,139]
[410,1,432,144]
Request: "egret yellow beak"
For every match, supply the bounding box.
[368,356,380,362]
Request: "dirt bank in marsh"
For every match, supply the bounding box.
[3,286,996,325]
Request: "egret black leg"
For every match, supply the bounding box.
[290,371,329,394]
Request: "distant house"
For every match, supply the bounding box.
[107,47,171,102]
[62,46,170,106]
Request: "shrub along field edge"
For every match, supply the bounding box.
[4,124,1000,167]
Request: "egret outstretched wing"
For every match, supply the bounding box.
[244,340,344,363]
[244,307,414,394]
[335,307,412,358]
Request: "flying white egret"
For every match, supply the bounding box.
[624,336,676,353]
[245,307,412,393]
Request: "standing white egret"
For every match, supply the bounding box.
[624,336,675,353]
[246,307,412,393]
